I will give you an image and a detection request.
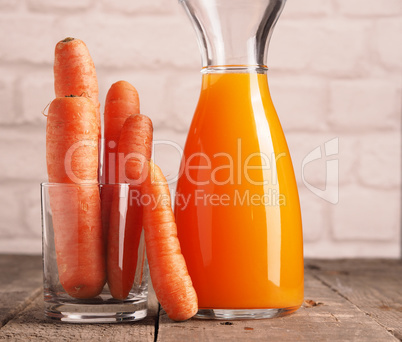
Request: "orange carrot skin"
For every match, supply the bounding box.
[116,114,153,185]
[46,97,105,298]
[106,186,143,300]
[54,37,100,136]
[50,184,104,298]
[101,81,140,257]
[101,81,141,299]
[102,81,140,184]
[107,114,153,300]
[142,162,198,321]
[46,97,98,184]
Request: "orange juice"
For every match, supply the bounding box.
[174,72,304,311]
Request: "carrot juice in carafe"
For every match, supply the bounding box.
[175,0,303,319]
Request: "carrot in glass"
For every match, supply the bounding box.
[101,81,140,248]
[107,114,153,300]
[46,96,105,298]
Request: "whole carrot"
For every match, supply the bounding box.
[142,161,198,321]
[46,96,105,298]
[107,114,153,300]
[101,81,140,249]
[53,37,100,138]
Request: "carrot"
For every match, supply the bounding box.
[53,37,101,138]
[142,161,198,321]
[101,81,140,251]
[102,80,140,184]
[116,114,153,185]
[46,96,105,298]
[107,114,153,300]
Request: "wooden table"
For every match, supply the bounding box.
[0,255,401,341]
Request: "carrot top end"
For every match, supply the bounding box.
[62,37,76,43]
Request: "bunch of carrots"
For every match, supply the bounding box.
[46,37,197,321]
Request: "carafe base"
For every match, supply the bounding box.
[195,306,300,320]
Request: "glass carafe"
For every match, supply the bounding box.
[175,0,303,320]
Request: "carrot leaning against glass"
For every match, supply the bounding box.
[46,96,105,298]
[107,114,153,300]
[142,161,198,321]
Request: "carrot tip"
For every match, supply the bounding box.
[62,37,75,43]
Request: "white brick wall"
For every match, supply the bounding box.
[0,0,400,258]
[336,0,402,17]
[329,79,400,130]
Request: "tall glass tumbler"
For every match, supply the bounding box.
[41,183,148,323]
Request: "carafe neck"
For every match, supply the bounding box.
[180,0,286,72]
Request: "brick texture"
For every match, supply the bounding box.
[359,133,401,189]
[19,71,53,125]
[331,184,400,241]
[100,0,175,15]
[0,0,19,10]
[282,0,333,17]
[270,21,319,71]
[269,77,328,131]
[21,182,42,239]
[336,0,402,17]
[373,18,402,70]
[0,183,23,238]
[329,79,400,131]
[298,186,326,243]
[310,20,372,76]
[0,73,16,124]
[0,128,46,181]
[0,14,58,64]
[56,14,199,70]
[0,0,400,258]
[165,71,202,132]
[27,0,93,12]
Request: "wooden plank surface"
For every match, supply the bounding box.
[0,255,401,341]
[156,270,399,342]
[0,254,158,341]
[0,296,157,342]
[0,254,42,328]
[308,259,402,341]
